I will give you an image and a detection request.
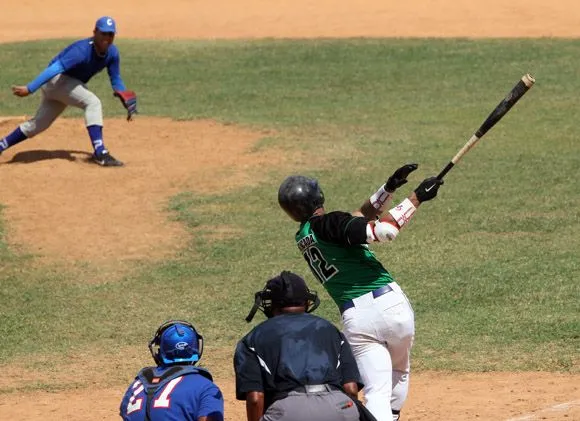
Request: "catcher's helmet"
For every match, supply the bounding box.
[278,175,325,222]
[148,320,204,367]
[245,271,320,322]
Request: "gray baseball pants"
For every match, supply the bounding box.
[261,389,359,421]
[20,74,103,138]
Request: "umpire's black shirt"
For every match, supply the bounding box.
[234,312,362,407]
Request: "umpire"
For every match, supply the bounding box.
[234,270,374,421]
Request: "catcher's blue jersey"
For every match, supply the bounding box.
[120,366,224,421]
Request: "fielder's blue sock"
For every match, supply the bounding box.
[87,125,107,155]
[0,127,27,151]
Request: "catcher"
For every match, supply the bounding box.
[0,16,137,167]
[120,320,224,421]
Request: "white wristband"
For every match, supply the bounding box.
[370,185,393,210]
[388,198,416,228]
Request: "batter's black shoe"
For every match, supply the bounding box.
[92,151,124,167]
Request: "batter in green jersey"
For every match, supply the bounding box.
[296,218,394,307]
[278,164,444,421]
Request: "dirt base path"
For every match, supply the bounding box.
[0,1,578,420]
[1,372,578,421]
[0,0,579,42]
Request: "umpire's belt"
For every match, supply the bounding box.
[272,384,341,403]
[340,284,394,315]
[293,384,341,393]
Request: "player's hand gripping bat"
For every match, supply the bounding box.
[437,74,535,180]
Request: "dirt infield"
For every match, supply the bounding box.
[0,117,279,263]
[0,1,578,420]
[1,0,579,42]
[1,371,578,421]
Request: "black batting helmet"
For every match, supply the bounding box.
[278,175,325,222]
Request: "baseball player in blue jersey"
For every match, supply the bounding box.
[120,320,224,421]
[0,16,137,167]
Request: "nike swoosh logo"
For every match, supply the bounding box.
[424,184,436,192]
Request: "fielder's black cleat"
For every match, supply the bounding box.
[92,151,124,167]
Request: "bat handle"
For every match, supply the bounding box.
[437,134,481,180]
[437,163,454,180]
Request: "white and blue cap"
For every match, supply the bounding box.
[95,16,117,34]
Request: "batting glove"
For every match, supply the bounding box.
[414,176,444,203]
[385,163,418,192]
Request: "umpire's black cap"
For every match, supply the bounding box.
[245,271,320,322]
[267,271,313,307]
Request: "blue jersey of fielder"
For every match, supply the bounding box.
[120,366,224,421]
[27,38,126,93]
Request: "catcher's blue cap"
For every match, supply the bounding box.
[95,16,117,34]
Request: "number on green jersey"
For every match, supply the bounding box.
[303,246,338,284]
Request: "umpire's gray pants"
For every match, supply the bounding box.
[20,74,103,138]
[262,390,359,421]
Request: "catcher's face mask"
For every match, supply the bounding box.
[245,271,320,322]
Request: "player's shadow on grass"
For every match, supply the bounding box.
[7,149,92,164]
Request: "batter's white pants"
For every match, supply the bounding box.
[20,74,103,138]
[341,282,415,421]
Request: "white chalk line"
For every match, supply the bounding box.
[505,399,580,421]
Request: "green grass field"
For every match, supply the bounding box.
[0,39,578,389]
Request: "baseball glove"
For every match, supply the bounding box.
[114,90,138,121]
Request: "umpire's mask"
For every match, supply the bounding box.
[245,271,320,322]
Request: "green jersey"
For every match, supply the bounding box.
[296,211,394,307]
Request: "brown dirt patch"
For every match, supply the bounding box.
[0,1,578,421]
[1,371,578,420]
[0,0,579,42]
[0,117,278,263]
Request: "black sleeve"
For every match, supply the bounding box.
[233,336,264,400]
[338,332,364,390]
[310,211,368,246]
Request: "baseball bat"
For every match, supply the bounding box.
[437,73,535,180]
